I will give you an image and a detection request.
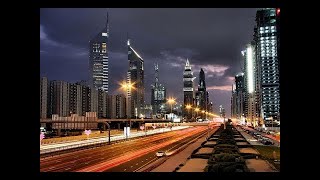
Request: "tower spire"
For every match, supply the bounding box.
[186,58,190,67]
[106,12,109,37]
[155,63,159,85]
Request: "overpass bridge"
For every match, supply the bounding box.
[40,118,173,123]
[40,118,221,136]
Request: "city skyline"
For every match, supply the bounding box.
[40,8,259,117]
[40,8,280,173]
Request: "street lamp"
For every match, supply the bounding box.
[167,98,175,121]
[120,81,134,140]
[186,105,192,122]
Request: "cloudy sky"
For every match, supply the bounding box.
[40,8,258,117]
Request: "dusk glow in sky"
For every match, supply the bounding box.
[40,8,258,117]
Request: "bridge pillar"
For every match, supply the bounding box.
[118,123,120,131]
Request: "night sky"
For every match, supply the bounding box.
[40,8,258,117]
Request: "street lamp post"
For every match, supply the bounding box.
[121,81,134,141]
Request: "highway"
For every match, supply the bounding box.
[40,126,190,155]
[40,126,209,172]
[241,126,280,146]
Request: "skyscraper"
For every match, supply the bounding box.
[231,84,237,119]
[127,38,144,118]
[89,13,109,92]
[195,68,208,111]
[40,77,49,119]
[243,43,258,126]
[254,8,280,126]
[151,63,166,116]
[231,73,245,120]
[183,59,195,119]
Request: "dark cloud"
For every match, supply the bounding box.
[40,8,258,117]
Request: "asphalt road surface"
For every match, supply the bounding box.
[40,126,208,172]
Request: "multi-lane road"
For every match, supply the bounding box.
[40,126,211,172]
[241,126,280,146]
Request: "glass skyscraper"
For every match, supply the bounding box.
[151,63,166,116]
[89,13,109,93]
[255,8,280,125]
[127,38,144,118]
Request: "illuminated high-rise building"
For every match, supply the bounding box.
[127,38,144,118]
[89,13,109,92]
[151,63,166,116]
[183,59,195,119]
[243,43,258,126]
[254,8,280,126]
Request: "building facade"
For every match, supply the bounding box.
[109,95,117,119]
[127,38,145,118]
[235,73,245,119]
[40,77,49,119]
[98,89,108,118]
[183,59,195,119]
[69,83,83,116]
[255,8,280,126]
[151,63,166,116]
[49,80,70,117]
[89,13,109,92]
[116,94,126,119]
